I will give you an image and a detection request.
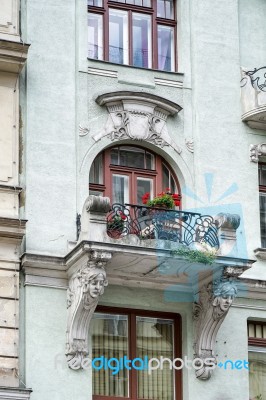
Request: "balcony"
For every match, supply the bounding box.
[241,66,266,130]
[106,203,219,251]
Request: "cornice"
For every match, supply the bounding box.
[0,39,30,73]
[0,217,26,240]
[0,387,32,400]
[95,90,182,115]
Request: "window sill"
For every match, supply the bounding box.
[87,58,184,86]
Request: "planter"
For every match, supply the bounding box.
[108,229,123,239]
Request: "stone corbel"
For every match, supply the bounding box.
[215,213,240,257]
[78,195,111,242]
[250,143,266,163]
[66,250,111,369]
[193,278,238,380]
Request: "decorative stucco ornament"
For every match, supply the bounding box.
[193,279,238,380]
[250,143,266,162]
[79,122,90,137]
[93,91,183,154]
[185,139,194,153]
[66,251,111,369]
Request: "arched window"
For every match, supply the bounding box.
[89,145,181,205]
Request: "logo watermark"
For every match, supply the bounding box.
[55,354,249,374]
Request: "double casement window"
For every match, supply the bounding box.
[248,321,266,399]
[88,0,177,71]
[89,145,180,205]
[259,164,266,247]
[91,307,182,400]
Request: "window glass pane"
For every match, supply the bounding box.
[88,13,103,60]
[112,174,129,204]
[109,9,129,64]
[136,316,174,400]
[111,148,119,165]
[259,165,266,186]
[137,178,153,204]
[89,190,103,196]
[120,147,145,168]
[157,0,165,18]
[157,0,174,19]
[145,151,155,169]
[249,352,266,400]
[158,25,174,71]
[111,147,155,169]
[143,0,151,6]
[162,163,170,190]
[88,0,103,5]
[91,313,129,397]
[260,193,266,248]
[132,13,152,68]
[165,0,174,19]
[89,154,103,184]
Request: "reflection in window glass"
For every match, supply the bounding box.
[89,154,103,184]
[163,163,177,193]
[158,25,174,71]
[137,316,174,400]
[109,9,129,64]
[260,193,266,248]
[112,175,129,204]
[259,165,266,186]
[110,147,155,169]
[88,0,103,5]
[88,13,103,60]
[137,178,153,204]
[91,313,129,397]
[133,13,152,68]
[157,0,174,19]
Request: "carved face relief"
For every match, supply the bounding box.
[219,295,234,312]
[88,273,107,298]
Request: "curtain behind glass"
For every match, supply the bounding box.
[249,352,266,399]
[137,316,174,400]
[91,313,129,397]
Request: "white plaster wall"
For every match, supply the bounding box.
[24,286,91,400]
[22,0,77,255]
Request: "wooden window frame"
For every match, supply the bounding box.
[88,0,177,71]
[89,145,181,206]
[93,306,182,400]
[248,321,266,348]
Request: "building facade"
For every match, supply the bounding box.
[1,0,266,399]
[0,1,30,398]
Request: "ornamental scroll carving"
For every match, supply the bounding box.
[193,279,238,380]
[93,91,183,154]
[66,251,111,369]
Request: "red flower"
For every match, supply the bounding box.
[119,211,127,220]
[172,194,180,199]
[174,200,180,206]
[142,193,150,204]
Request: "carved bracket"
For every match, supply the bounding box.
[193,278,238,380]
[66,250,112,369]
[92,91,183,154]
[250,143,266,163]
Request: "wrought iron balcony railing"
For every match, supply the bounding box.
[106,203,219,249]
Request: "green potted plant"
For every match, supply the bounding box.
[107,211,126,239]
[142,188,181,209]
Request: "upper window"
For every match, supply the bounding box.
[89,145,180,206]
[259,164,266,247]
[88,0,177,72]
[91,307,181,400]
